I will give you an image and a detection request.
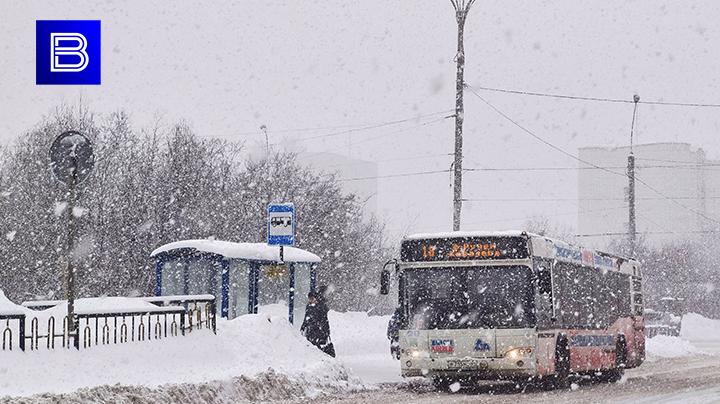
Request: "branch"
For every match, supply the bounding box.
[450,0,459,11]
[465,0,478,12]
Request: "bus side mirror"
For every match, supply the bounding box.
[380,269,390,295]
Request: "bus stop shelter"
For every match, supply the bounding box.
[150,239,321,325]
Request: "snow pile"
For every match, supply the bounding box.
[645,335,705,360]
[28,296,169,318]
[0,290,30,315]
[681,313,720,341]
[329,311,403,384]
[0,311,361,398]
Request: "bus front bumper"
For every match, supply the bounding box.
[400,356,538,380]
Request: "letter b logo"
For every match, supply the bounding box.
[50,33,89,72]
[37,21,101,85]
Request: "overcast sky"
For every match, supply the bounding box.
[2,1,720,246]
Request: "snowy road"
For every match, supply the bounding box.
[319,313,720,404]
[3,312,718,403]
[299,351,720,404]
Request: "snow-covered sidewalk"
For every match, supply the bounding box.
[4,286,719,403]
[0,290,363,399]
[0,314,360,398]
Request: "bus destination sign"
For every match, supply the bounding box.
[401,236,529,262]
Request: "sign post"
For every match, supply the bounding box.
[267,203,295,262]
[49,130,94,349]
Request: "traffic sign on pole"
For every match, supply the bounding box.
[49,131,94,185]
[49,130,94,349]
[267,203,295,247]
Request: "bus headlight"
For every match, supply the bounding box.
[504,347,533,360]
[409,348,422,358]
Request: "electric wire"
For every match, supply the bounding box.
[339,169,451,182]
[269,110,454,145]
[575,230,720,237]
[465,84,720,226]
[471,85,720,108]
[461,196,720,202]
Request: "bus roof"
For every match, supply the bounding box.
[404,230,536,240]
[150,239,322,263]
[402,230,640,275]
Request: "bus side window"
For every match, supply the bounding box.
[537,266,553,296]
[534,259,554,329]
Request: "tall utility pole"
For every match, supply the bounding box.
[450,0,477,231]
[627,94,640,257]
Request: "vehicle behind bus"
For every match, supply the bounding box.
[380,231,644,390]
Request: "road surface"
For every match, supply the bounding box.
[297,340,720,404]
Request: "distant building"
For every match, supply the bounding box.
[578,143,720,247]
[295,151,379,219]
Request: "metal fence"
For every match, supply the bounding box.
[1,295,216,352]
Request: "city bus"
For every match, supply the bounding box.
[379,231,644,390]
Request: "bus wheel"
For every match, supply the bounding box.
[552,336,571,390]
[432,376,453,392]
[604,336,627,383]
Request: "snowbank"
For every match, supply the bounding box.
[329,311,403,384]
[0,290,31,316]
[645,335,705,360]
[0,312,360,398]
[681,313,720,341]
[639,312,720,361]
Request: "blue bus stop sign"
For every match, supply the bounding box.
[267,203,295,246]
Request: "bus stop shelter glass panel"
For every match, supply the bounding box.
[187,260,214,295]
[258,264,290,317]
[162,260,185,296]
[293,263,311,328]
[229,260,250,319]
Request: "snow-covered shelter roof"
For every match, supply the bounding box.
[150,239,321,263]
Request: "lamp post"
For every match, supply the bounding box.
[450,0,477,231]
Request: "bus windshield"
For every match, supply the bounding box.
[404,266,535,329]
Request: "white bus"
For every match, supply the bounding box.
[380,231,645,390]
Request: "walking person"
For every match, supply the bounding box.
[300,289,335,357]
[387,306,403,359]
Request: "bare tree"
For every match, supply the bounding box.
[0,108,391,311]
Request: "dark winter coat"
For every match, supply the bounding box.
[301,301,335,357]
[387,307,403,359]
[387,307,403,342]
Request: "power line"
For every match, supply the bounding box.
[375,153,453,163]
[636,157,710,165]
[323,161,720,173]
[271,110,454,145]
[338,169,451,182]
[221,110,452,138]
[575,230,720,237]
[471,84,720,108]
[463,164,720,172]
[320,152,453,169]
[462,196,720,202]
[460,205,628,227]
[230,123,384,137]
[465,84,720,226]
[465,85,628,176]
[349,116,451,146]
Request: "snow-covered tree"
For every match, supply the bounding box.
[0,107,391,311]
